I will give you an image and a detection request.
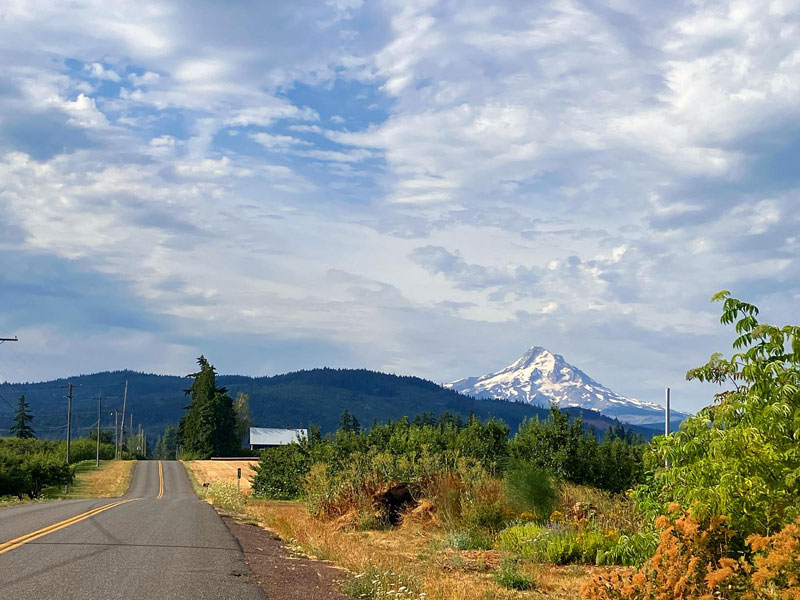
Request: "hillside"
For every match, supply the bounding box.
[0,368,656,444]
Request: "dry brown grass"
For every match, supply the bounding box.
[245,499,603,599]
[66,460,136,498]
[185,460,258,495]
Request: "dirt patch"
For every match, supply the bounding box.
[186,460,258,495]
[222,514,349,600]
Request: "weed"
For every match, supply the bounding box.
[493,560,535,591]
[205,481,246,513]
[446,529,494,551]
[341,566,424,599]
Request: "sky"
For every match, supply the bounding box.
[0,0,798,414]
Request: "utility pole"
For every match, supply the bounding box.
[65,383,74,464]
[119,380,128,459]
[95,392,102,467]
[112,409,119,459]
[138,423,142,455]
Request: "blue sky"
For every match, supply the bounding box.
[0,0,798,414]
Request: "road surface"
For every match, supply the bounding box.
[0,461,266,599]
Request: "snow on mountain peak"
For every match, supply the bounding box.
[446,346,683,425]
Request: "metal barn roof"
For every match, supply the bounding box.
[249,427,307,446]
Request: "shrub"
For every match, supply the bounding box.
[581,510,749,599]
[583,514,800,598]
[0,441,74,498]
[504,461,557,521]
[747,518,800,598]
[252,444,309,499]
[642,293,800,537]
[446,529,495,550]
[497,519,643,566]
[493,559,535,591]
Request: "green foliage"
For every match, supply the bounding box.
[251,443,311,499]
[0,439,74,498]
[503,461,558,521]
[445,529,495,550]
[65,438,116,462]
[178,356,240,458]
[497,522,606,565]
[88,428,113,444]
[509,406,644,492]
[10,395,35,439]
[493,559,535,591]
[154,425,178,460]
[339,409,361,433]
[644,292,800,536]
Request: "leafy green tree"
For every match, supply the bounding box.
[88,428,113,444]
[647,291,800,535]
[178,356,239,458]
[251,444,310,499]
[10,395,35,439]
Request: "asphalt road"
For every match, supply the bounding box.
[0,461,266,599]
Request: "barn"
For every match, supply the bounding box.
[248,427,308,450]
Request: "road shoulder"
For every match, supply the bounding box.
[221,513,348,600]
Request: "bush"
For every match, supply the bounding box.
[642,293,800,537]
[446,529,495,550]
[583,512,800,599]
[0,449,73,499]
[497,518,650,566]
[581,509,747,599]
[252,444,309,499]
[493,559,535,591]
[504,461,557,521]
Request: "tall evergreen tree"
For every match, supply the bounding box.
[155,425,178,460]
[178,356,239,458]
[339,409,361,433]
[10,395,35,439]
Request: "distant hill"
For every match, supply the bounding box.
[0,368,657,444]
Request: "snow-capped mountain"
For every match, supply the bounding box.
[446,346,687,426]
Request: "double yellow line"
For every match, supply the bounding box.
[157,460,164,500]
[0,498,140,556]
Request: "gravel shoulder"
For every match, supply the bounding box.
[221,513,349,600]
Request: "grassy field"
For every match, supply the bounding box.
[184,460,258,495]
[54,460,136,499]
[243,499,601,600]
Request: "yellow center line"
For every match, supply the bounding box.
[0,498,141,555]
[157,461,164,500]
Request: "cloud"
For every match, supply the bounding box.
[0,0,798,415]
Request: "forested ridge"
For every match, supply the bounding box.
[0,367,657,442]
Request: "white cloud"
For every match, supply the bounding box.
[0,0,798,414]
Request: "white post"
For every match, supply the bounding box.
[665,387,671,468]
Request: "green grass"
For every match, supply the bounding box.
[493,559,536,591]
